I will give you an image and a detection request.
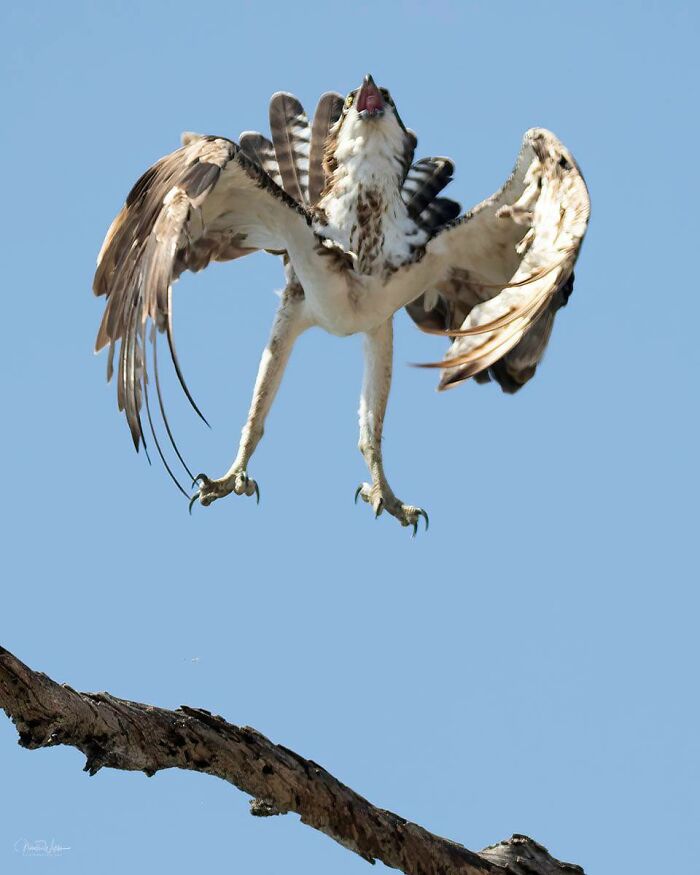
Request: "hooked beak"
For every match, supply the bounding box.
[356,74,384,119]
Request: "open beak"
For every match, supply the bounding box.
[356,74,384,119]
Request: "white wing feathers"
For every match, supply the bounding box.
[413,128,590,390]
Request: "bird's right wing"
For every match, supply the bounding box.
[94,134,313,480]
[409,128,590,391]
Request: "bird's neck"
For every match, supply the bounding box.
[318,148,408,275]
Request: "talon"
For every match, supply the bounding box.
[374,499,383,519]
[192,472,209,488]
[419,509,430,531]
[411,520,418,538]
[354,485,362,505]
[188,493,200,515]
[253,482,260,504]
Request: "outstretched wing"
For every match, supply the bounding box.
[408,128,589,390]
[94,134,311,490]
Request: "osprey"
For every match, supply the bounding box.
[94,75,590,534]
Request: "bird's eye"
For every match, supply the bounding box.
[345,94,354,107]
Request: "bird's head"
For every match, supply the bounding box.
[323,75,416,185]
[346,74,389,119]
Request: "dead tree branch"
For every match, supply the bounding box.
[0,645,583,875]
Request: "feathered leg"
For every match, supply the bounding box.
[355,318,429,535]
[192,285,311,510]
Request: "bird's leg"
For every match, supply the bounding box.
[354,318,428,535]
[193,286,311,510]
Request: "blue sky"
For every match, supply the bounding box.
[1,2,698,873]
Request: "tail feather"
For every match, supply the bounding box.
[269,92,311,205]
[402,157,455,220]
[239,131,284,188]
[308,92,344,205]
[416,196,461,233]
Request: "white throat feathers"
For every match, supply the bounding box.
[317,109,425,275]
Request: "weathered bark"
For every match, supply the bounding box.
[0,645,583,875]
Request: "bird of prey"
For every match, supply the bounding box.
[94,75,590,534]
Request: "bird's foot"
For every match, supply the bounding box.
[189,470,259,513]
[354,483,429,536]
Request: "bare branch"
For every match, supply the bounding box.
[0,645,584,875]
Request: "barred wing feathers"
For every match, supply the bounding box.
[411,128,589,391]
[94,135,311,487]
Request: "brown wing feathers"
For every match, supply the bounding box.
[94,138,237,495]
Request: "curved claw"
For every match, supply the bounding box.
[188,492,200,515]
[374,499,384,519]
[192,472,209,488]
[354,485,363,505]
[410,510,429,538]
[253,481,260,505]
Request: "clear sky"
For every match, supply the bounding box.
[1,2,698,874]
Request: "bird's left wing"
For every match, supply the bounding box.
[94,134,312,488]
[408,128,590,390]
